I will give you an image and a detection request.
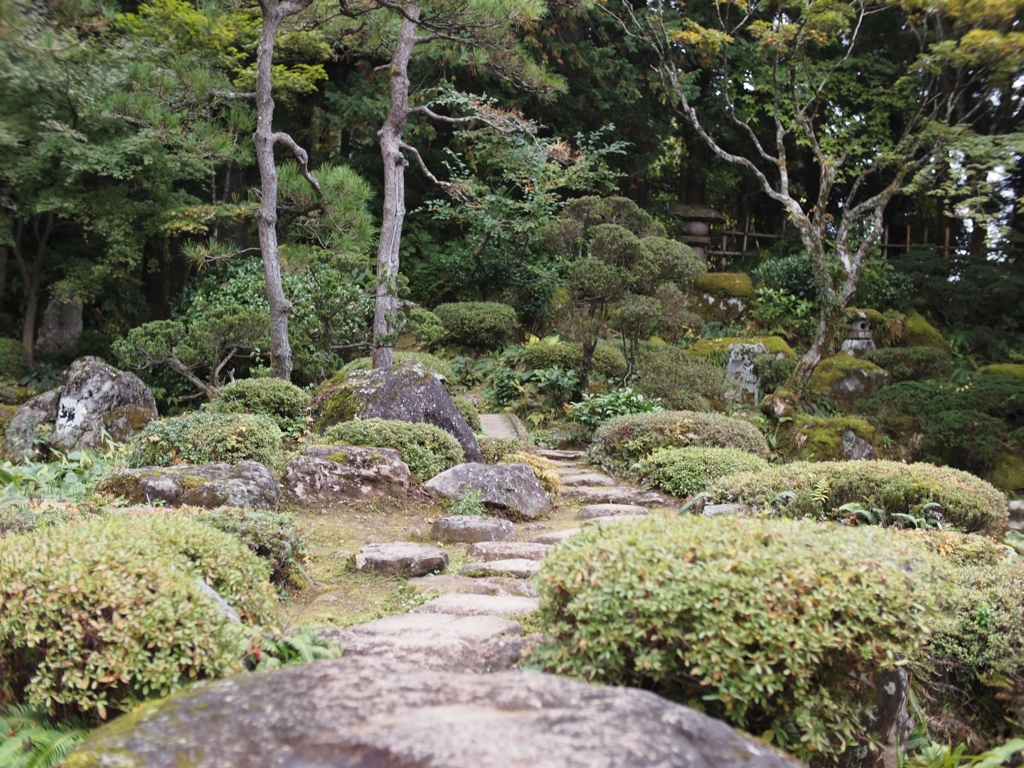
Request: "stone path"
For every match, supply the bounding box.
[479,413,519,439]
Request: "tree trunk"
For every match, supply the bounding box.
[12,213,52,368]
[0,245,7,318]
[372,6,421,372]
[254,2,293,381]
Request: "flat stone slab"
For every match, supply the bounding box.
[466,541,552,562]
[702,503,749,517]
[563,485,669,506]
[577,503,649,520]
[70,663,807,768]
[478,413,519,439]
[583,515,643,527]
[431,516,515,543]
[561,473,618,487]
[530,528,581,544]
[406,574,536,598]
[414,593,539,617]
[535,448,586,460]
[462,559,542,579]
[355,543,448,577]
[554,466,587,475]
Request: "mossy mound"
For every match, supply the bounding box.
[774,415,878,462]
[695,272,754,298]
[809,353,890,412]
[980,363,1024,378]
[519,341,627,380]
[688,336,797,363]
[986,453,1024,494]
[845,307,885,325]
[901,310,950,352]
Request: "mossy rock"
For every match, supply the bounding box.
[845,307,885,326]
[309,375,359,432]
[810,353,890,412]
[979,364,1024,379]
[901,310,950,352]
[688,336,797,363]
[695,272,754,298]
[0,404,16,441]
[774,414,878,462]
[986,453,1024,494]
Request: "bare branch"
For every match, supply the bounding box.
[272,131,322,194]
[398,140,454,191]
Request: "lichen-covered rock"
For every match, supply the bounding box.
[691,273,755,321]
[283,445,412,504]
[430,516,516,543]
[774,415,878,462]
[2,389,60,460]
[67,662,807,768]
[51,357,158,451]
[96,461,280,509]
[723,342,769,403]
[689,336,797,361]
[314,361,483,463]
[810,353,890,412]
[425,462,550,519]
[355,542,448,576]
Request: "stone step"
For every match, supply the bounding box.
[547,459,585,468]
[466,541,552,562]
[560,473,618,488]
[406,574,536,598]
[577,503,649,520]
[462,559,542,579]
[430,516,515,543]
[583,515,644,527]
[535,448,586,460]
[354,543,448,577]
[562,486,669,506]
[413,593,539,617]
[529,528,581,545]
[478,414,519,440]
[554,466,588,476]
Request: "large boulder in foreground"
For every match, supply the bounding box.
[96,461,280,509]
[283,444,413,504]
[69,662,804,768]
[2,389,60,460]
[426,462,550,519]
[313,360,483,463]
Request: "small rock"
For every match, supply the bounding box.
[462,559,541,579]
[530,529,581,544]
[194,580,240,625]
[1009,500,1024,519]
[355,542,448,577]
[465,541,551,562]
[701,503,748,517]
[583,515,643,527]
[406,574,536,598]
[576,503,649,520]
[560,472,618,487]
[2,389,60,460]
[425,462,550,519]
[431,516,516,543]
[96,461,280,509]
[283,445,412,503]
[413,593,539,617]
[841,431,876,461]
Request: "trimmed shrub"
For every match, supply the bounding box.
[0,500,100,538]
[752,354,797,394]
[453,395,481,433]
[703,460,1007,535]
[406,307,445,348]
[588,410,770,476]
[861,346,953,382]
[0,338,27,381]
[520,342,627,380]
[478,436,525,464]
[433,301,519,349]
[126,412,282,468]
[505,451,561,493]
[533,516,953,763]
[339,351,456,382]
[637,446,768,498]
[0,515,277,720]
[208,378,310,440]
[634,343,725,409]
[324,418,464,482]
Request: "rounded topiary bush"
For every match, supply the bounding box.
[126,412,282,468]
[433,301,519,349]
[861,346,953,382]
[324,418,464,482]
[0,338,27,381]
[208,378,310,440]
[0,514,277,720]
[478,436,524,464]
[638,446,769,498]
[588,410,770,476]
[520,342,627,380]
[340,351,456,382]
[633,343,725,409]
[533,516,953,763]
[704,460,1007,535]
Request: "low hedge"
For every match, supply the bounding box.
[520,342,627,380]
[0,515,278,720]
[588,410,770,476]
[324,418,464,482]
[478,436,525,464]
[703,460,1007,535]
[126,412,282,468]
[208,378,310,440]
[861,346,953,382]
[633,343,724,410]
[637,446,768,498]
[339,351,456,382]
[533,516,954,763]
[433,301,519,349]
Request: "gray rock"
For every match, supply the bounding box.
[560,472,618,487]
[425,462,550,519]
[701,503,748,517]
[414,593,539,617]
[1,389,60,460]
[355,542,449,577]
[462,559,542,579]
[406,574,536,598]
[284,444,412,504]
[1010,500,1024,519]
[344,360,483,462]
[530,528,581,544]
[193,579,240,625]
[563,485,669,506]
[51,357,158,451]
[724,342,770,404]
[841,430,876,461]
[70,662,805,768]
[535,448,587,460]
[95,461,280,509]
[34,295,83,354]
[577,503,649,520]
[431,516,516,543]
[466,541,551,562]
[814,354,890,412]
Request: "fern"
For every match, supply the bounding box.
[811,478,831,510]
[0,706,88,768]
[246,629,342,671]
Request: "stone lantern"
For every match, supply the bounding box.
[668,204,726,264]
[840,312,876,356]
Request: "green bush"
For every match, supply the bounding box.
[704,460,1007,535]
[433,301,519,349]
[569,388,663,434]
[588,410,770,476]
[324,418,464,482]
[633,343,725,408]
[453,395,481,433]
[533,516,952,762]
[861,346,953,382]
[208,378,310,440]
[0,514,278,720]
[520,342,627,380]
[637,446,768,498]
[752,353,797,394]
[478,436,525,464]
[339,351,456,382]
[406,307,445,348]
[0,339,27,382]
[126,412,282,468]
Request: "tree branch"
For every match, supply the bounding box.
[272,131,322,194]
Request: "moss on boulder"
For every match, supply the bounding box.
[901,310,950,352]
[774,414,878,462]
[986,453,1024,494]
[979,363,1024,378]
[810,353,890,412]
[695,272,754,298]
[688,336,797,363]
